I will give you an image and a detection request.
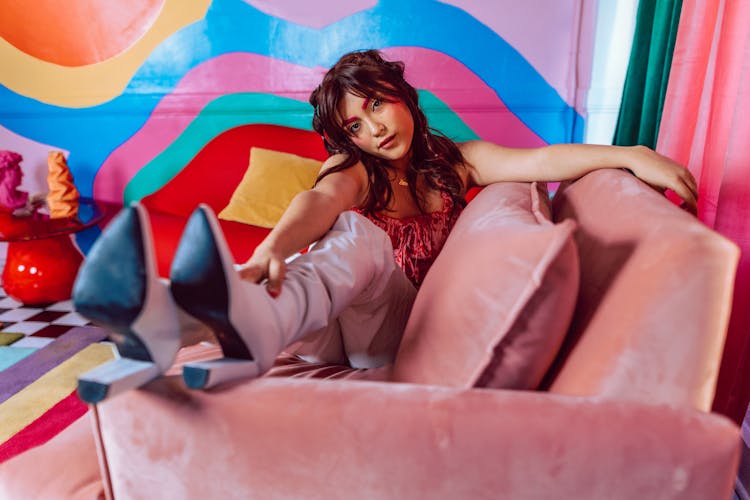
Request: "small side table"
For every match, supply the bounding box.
[0,198,107,306]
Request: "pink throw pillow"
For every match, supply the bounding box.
[392,182,579,390]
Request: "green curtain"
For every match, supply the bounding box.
[613,0,683,147]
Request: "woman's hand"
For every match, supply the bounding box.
[236,245,287,298]
[628,145,698,214]
[232,162,366,298]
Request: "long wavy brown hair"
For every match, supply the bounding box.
[309,50,466,216]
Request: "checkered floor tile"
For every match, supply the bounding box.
[0,289,93,349]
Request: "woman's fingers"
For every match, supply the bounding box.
[634,147,699,215]
[670,168,699,215]
[672,179,698,215]
[266,257,286,298]
[236,251,287,298]
[685,170,698,196]
[237,262,264,283]
[643,168,698,216]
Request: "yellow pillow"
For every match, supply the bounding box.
[218,147,323,228]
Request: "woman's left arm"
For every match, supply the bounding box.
[459,141,698,213]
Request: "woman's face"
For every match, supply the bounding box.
[338,91,415,169]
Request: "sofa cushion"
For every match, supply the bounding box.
[219,147,323,228]
[392,181,579,390]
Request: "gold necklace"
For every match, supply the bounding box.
[398,177,409,187]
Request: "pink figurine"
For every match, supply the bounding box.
[0,150,29,211]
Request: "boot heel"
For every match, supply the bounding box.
[182,359,260,389]
[77,357,161,403]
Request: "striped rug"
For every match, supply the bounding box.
[0,292,114,464]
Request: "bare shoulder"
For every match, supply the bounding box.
[456,140,502,187]
[457,140,484,154]
[319,153,368,182]
[317,154,369,207]
[457,140,537,186]
[320,153,349,171]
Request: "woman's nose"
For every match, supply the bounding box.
[369,120,385,136]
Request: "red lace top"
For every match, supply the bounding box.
[354,191,462,288]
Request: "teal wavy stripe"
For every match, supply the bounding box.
[124,90,478,203]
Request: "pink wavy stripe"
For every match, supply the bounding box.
[382,47,545,147]
[95,49,542,202]
[243,0,377,29]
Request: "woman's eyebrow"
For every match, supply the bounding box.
[340,97,371,127]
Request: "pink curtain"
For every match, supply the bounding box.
[657,0,750,424]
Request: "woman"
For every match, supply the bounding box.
[241,50,696,292]
[73,50,697,401]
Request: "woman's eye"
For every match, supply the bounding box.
[348,122,361,134]
[372,98,382,110]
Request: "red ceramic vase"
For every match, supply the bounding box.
[2,235,83,305]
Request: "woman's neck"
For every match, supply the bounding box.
[387,149,413,171]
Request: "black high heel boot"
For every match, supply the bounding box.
[170,205,286,389]
[73,204,182,402]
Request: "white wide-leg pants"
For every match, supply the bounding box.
[283,211,417,369]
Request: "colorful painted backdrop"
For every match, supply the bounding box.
[1,0,601,212]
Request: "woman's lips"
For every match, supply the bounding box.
[379,135,396,149]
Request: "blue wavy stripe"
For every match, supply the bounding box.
[0,0,582,198]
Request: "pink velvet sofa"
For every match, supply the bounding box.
[0,125,742,499]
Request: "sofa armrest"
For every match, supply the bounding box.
[548,169,740,410]
[93,377,739,499]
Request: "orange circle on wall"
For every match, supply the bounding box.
[0,0,165,67]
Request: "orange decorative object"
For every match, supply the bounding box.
[47,152,80,219]
[2,236,83,305]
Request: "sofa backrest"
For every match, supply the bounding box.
[543,169,739,411]
[141,124,327,217]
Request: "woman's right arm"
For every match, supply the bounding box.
[237,155,368,296]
